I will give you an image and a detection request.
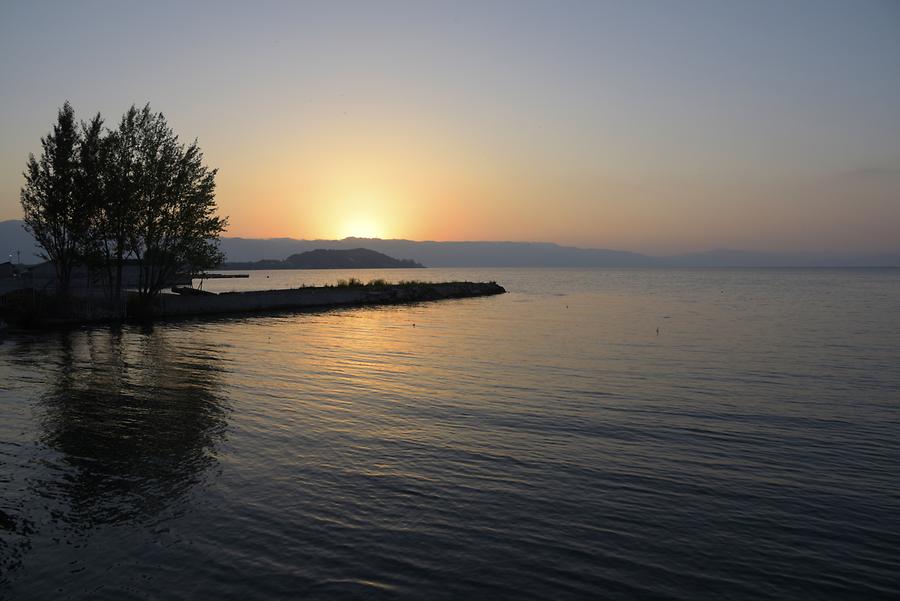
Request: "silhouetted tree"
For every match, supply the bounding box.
[21,102,227,310]
[75,113,113,293]
[80,109,139,306]
[122,105,226,302]
[20,102,84,296]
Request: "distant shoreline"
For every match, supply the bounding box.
[3,220,899,268]
[218,264,425,271]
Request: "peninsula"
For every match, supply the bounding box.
[222,248,424,270]
[0,278,506,328]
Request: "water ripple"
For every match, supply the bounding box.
[1,268,899,599]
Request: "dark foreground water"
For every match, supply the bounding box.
[1,268,899,600]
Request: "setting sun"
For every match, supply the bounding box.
[337,215,385,240]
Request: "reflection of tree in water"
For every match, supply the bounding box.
[1,326,229,590]
[35,326,229,529]
[0,456,34,586]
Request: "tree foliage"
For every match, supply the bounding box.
[20,102,227,306]
[20,102,83,295]
[114,105,226,300]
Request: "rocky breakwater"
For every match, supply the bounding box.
[151,281,506,318]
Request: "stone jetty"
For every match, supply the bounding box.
[152,281,506,318]
[1,281,506,328]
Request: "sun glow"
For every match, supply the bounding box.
[337,215,385,240]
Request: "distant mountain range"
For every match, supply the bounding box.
[223,248,424,270]
[2,219,899,267]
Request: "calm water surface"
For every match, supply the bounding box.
[1,268,899,600]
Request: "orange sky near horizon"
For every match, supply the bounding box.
[211,118,900,253]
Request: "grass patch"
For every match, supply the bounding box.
[334,277,363,288]
[324,278,437,289]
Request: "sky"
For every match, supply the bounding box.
[1,0,899,254]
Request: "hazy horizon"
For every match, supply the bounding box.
[3,216,900,262]
[2,1,899,254]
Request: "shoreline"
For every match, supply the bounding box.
[1,281,506,330]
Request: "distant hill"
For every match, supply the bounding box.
[224,248,424,270]
[2,219,899,267]
[216,236,900,268]
[220,236,654,267]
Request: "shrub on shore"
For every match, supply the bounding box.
[326,278,434,288]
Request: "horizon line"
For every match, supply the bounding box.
[3,218,899,258]
[221,234,900,258]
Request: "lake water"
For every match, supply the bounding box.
[1,268,899,600]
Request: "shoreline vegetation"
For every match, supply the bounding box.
[1,280,506,330]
